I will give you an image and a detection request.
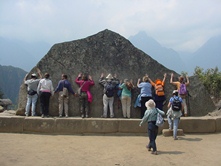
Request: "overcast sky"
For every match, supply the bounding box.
[1,0,221,53]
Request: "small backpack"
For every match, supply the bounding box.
[156,112,164,127]
[105,82,115,97]
[155,84,164,96]
[179,83,187,95]
[172,97,182,111]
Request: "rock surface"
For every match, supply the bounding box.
[16,29,215,117]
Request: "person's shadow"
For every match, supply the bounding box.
[158,151,184,155]
[178,137,202,142]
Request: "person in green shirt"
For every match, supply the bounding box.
[119,79,134,118]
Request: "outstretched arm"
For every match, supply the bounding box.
[170,73,173,83]
[185,75,190,86]
[170,73,177,85]
[162,73,167,83]
[137,78,141,87]
[24,74,28,82]
[36,68,42,79]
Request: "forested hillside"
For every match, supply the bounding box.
[0,65,27,106]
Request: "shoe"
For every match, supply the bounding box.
[146,145,151,151]
[59,115,62,118]
[25,114,29,117]
[151,151,158,155]
[65,115,68,118]
[169,128,172,131]
[85,114,88,118]
[174,137,178,140]
[41,114,44,118]
[47,115,49,118]
[81,114,84,118]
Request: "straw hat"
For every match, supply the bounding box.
[145,99,156,109]
[106,74,113,79]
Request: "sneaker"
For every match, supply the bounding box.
[174,137,178,140]
[65,115,68,118]
[59,115,62,118]
[151,151,158,155]
[41,114,44,118]
[85,114,88,118]
[146,145,151,151]
[81,114,84,118]
[25,114,29,117]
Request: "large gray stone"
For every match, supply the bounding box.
[16,29,215,117]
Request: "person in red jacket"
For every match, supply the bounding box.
[75,73,95,118]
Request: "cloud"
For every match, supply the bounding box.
[0,0,221,52]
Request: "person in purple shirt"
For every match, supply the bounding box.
[55,74,76,118]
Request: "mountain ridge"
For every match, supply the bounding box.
[129,32,221,75]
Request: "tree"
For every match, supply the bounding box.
[194,66,221,102]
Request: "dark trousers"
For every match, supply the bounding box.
[79,92,90,115]
[141,96,152,118]
[40,92,51,116]
[147,121,158,152]
[154,95,166,111]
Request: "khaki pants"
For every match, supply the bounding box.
[58,91,69,116]
[121,96,131,118]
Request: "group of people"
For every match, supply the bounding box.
[24,70,190,119]
[139,73,190,155]
[24,69,95,118]
[24,70,190,154]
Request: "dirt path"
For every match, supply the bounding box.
[0,133,221,166]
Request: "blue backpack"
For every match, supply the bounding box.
[105,82,115,97]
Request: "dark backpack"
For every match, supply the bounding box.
[172,97,182,111]
[105,82,115,97]
[179,83,187,95]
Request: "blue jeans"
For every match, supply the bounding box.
[167,115,180,138]
[25,94,38,116]
[173,118,180,138]
[147,121,158,152]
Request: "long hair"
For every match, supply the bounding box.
[82,73,88,81]
[44,73,50,79]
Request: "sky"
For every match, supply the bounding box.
[1,0,221,53]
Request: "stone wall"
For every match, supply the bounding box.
[0,116,221,134]
[16,29,215,117]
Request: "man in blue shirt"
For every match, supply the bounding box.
[55,74,76,118]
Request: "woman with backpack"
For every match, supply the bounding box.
[148,73,167,111]
[167,90,184,140]
[170,73,189,117]
[139,99,165,155]
[99,73,119,118]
